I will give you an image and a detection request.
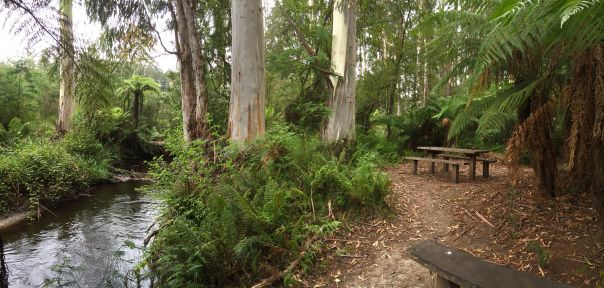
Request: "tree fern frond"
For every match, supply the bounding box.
[498,79,541,113]
[560,0,601,27]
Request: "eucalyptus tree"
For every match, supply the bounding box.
[227,0,265,141]
[86,0,213,142]
[321,0,357,142]
[56,0,75,134]
[170,0,211,142]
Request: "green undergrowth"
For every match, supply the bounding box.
[0,130,113,216]
[144,125,391,287]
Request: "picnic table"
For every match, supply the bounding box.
[417,146,489,181]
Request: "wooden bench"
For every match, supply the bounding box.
[405,157,466,183]
[408,240,574,288]
[438,154,497,178]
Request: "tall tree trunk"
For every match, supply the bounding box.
[182,0,209,139]
[228,0,266,142]
[172,0,210,142]
[444,62,452,97]
[322,0,357,143]
[397,81,402,116]
[420,0,432,105]
[56,0,75,134]
[133,92,141,129]
[517,95,558,197]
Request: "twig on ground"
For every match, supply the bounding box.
[475,211,495,228]
[337,254,366,258]
[251,234,320,288]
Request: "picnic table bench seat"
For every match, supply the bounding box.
[437,154,497,178]
[408,240,573,288]
[405,157,467,183]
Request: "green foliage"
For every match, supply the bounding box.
[0,138,111,215]
[0,59,58,127]
[145,125,390,286]
[526,240,551,268]
[376,98,447,150]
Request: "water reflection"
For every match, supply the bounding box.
[2,181,158,287]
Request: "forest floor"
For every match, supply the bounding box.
[302,157,604,288]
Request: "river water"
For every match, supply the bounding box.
[2,181,159,287]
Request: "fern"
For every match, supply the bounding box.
[144,125,390,286]
[559,0,601,27]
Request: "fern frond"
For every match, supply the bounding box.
[559,0,601,27]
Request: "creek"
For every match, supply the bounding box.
[2,181,158,287]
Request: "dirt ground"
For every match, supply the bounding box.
[300,159,604,288]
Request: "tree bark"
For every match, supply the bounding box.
[228,0,266,142]
[420,0,432,105]
[322,0,357,143]
[172,0,210,142]
[56,0,75,134]
[182,0,209,139]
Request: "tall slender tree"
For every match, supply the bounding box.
[56,0,75,134]
[171,0,210,142]
[322,0,357,142]
[227,0,266,142]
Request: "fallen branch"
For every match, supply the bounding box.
[453,223,477,242]
[251,234,320,288]
[337,254,366,258]
[144,223,160,247]
[38,203,59,218]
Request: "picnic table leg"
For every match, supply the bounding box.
[443,156,449,173]
[413,160,418,175]
[432,272,456,288]
[469,155,477,181]
[483,161,490,178]
[429,152,436,174]
[451,165,459,184]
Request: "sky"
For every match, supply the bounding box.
[0,0,275,71]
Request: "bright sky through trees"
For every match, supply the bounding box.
[0,0,275,71]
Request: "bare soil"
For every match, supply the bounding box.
[301,159,604,287]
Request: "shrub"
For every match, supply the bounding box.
[144,125,390,287]
[0,139,111,215]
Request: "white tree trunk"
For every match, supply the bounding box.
[56,0,75,134]
[172,0,209,142]
[228,0,266,142]
[322,0,357,142]
[420,0,432,106]
[182,0,209,139]
[174,0,197,142]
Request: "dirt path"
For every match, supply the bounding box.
[305,161,603,288]
[305,162,469,287]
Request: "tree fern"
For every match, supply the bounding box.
[559,0,601,27]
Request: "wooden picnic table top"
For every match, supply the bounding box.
[416,146,489,155]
